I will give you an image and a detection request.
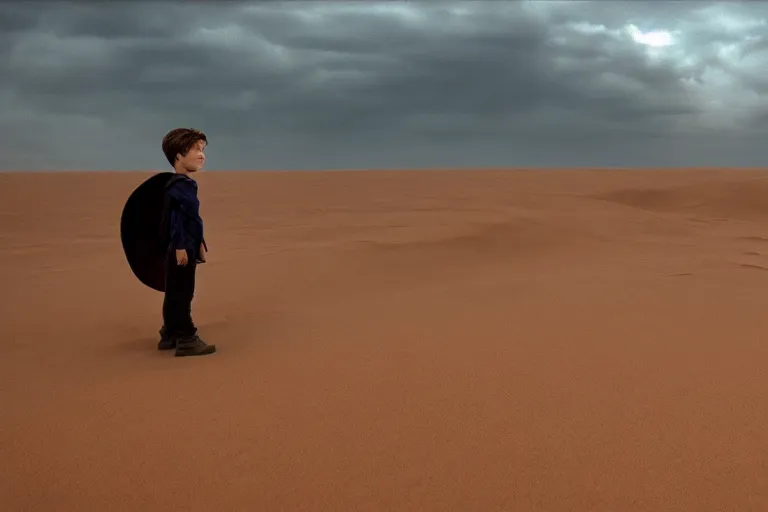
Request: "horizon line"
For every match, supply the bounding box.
[2,166,768,174]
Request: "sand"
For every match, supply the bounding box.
[2,168,768,511]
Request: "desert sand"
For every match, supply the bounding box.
[2,168,768,511]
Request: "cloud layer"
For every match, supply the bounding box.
[2,1,768,170]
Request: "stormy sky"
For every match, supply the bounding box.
[2,1,768,171]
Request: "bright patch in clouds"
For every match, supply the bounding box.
[627,25,673,47]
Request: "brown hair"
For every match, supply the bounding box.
[161,128,208,167]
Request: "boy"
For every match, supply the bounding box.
[157,128,216,357]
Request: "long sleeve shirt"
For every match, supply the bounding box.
[167,175,206,260]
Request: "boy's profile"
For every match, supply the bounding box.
[157,127,216,357]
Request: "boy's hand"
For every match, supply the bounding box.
[176,248,188,266]
[198,242,207,263]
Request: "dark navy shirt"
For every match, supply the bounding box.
[167,175,206,259]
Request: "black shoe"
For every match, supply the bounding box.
[157,326,176,350]
[175,335,216,357]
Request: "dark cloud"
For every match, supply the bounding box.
[1,1,767,170]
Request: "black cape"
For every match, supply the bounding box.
[120,172,181,292]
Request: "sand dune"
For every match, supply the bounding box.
[597,177,768,220]
[2,168,768,511]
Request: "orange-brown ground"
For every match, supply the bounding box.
[2,169,768,511]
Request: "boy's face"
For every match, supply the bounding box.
[177,140,206,173]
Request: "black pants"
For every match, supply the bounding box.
[162,251,197,338]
